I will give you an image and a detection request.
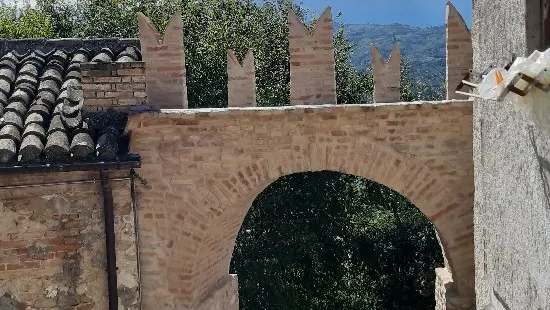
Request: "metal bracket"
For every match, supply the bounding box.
[498,69,550,101]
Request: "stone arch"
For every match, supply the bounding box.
[180,138,475,308]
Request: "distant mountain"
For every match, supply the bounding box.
[342,23,446,84]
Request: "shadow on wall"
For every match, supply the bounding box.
[528,125,550,212]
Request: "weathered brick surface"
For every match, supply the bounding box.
[127,100,475,309]
[435,268,461,310]
[446,2,473,100]
[195,274,238,310]
[227,50,256,107]
[288,7,337,105]
[138,11,188,109]
[81,62,146,110]
[371,43,401,103]
[0,171,139,310]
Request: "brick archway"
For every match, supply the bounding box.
[188,140,474,308]
[127,101,474,309]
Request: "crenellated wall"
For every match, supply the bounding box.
[227,50,256,108]
[0,3,478,309]
[288,7,337,105]
[371,43,401,103]
[137,11,188,109]
[446,2,473,100]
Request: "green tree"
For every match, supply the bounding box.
[0,0,53,38]
[231,172,443,310]
[401,59,445,102]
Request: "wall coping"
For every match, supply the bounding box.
[127,100,473,128]
[81,61,145,70]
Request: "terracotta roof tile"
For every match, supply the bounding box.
[0,41,141,165]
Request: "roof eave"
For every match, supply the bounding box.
[0,153,141,175]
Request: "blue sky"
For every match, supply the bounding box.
[298,0,472,27]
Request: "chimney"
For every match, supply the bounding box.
[288,7,337,105]
[137,11,188,109]
[227,49,256,107]
[81,48,146,111]
[371,43,401,103]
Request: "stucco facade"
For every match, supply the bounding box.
[472,0,550,309]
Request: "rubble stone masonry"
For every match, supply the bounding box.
[0,171,139,310]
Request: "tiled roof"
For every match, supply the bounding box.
[0,40,142,165]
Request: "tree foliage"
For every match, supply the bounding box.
[0,0,53,38]
[231,172,443,310]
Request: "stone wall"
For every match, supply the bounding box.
[435,268,460,310]
[0,170,139,310]
[472,0,550,308]
[81,62,147,110]
[127,100,475,309]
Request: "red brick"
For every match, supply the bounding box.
[0,240,27,249]
[6,261,40,270]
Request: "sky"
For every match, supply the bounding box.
[299,0,472,27]
[6,0,472,28]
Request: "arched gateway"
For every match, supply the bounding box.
[127,100,475,309]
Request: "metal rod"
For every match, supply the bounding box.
[0,177,131,190]
[100,170,118,310]
[130,173,143,310]
[461,80,478,88]
[455,91,483,98]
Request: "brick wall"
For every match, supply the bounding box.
[0,171,139,310]
[127,100,475,309]
[195,274,238,310]
[446,2,473,100]
[137,11,188,109]
[371,43,401,103]
[435,268,460,310]
[288,7,337,105]
[227,50,256,107]
[81,62,146,110]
